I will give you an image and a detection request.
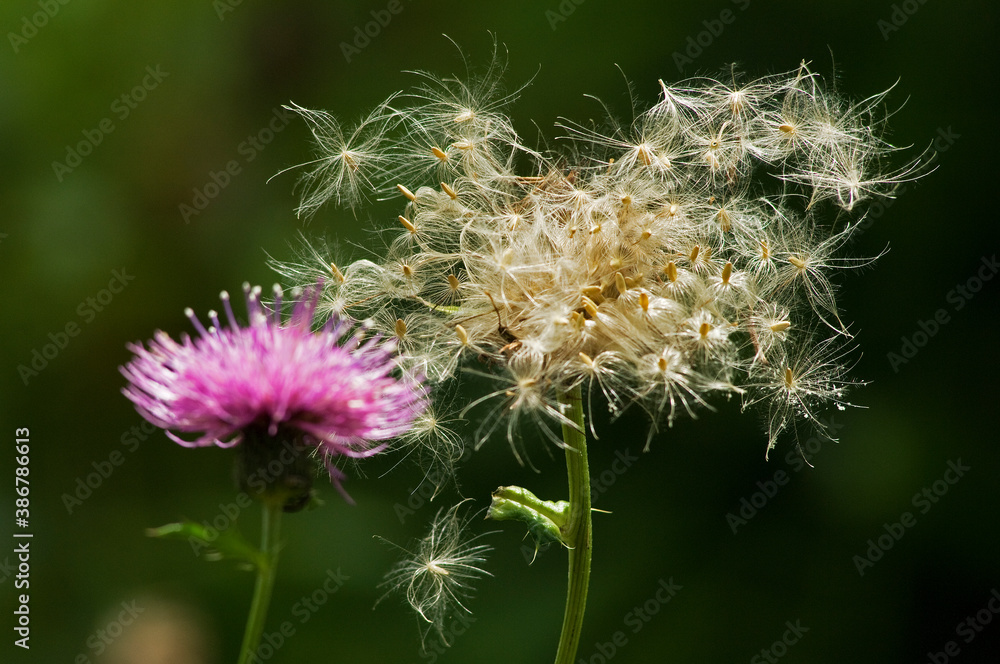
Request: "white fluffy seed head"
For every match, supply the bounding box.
[278,55,926,456]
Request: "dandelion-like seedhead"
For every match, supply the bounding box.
[120,283,428,504]
[278,54,926,458]
[377,501,494,648]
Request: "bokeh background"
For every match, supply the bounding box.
[3,1,999,662]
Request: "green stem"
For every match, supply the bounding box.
[553,385,592,664]
[237,501,282,664]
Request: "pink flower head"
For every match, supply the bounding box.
[121,283,426,502]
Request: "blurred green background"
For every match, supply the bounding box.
[2,1,998,662]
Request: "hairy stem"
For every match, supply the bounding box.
[237,501,282,664]
[553,385,592,664]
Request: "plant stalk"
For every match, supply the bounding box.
[237,501,282,664]
[553,385,592,664]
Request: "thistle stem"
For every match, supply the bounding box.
[553,385,592,664]
[237,501,282,664]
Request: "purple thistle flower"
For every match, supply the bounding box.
[121,283,426,505]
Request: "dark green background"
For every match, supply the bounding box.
[2,1,998,662]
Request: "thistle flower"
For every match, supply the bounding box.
[378,501,494,648]
[120,282,427,505]
[277,57,926,457]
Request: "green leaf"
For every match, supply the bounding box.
[146,520,265,569]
